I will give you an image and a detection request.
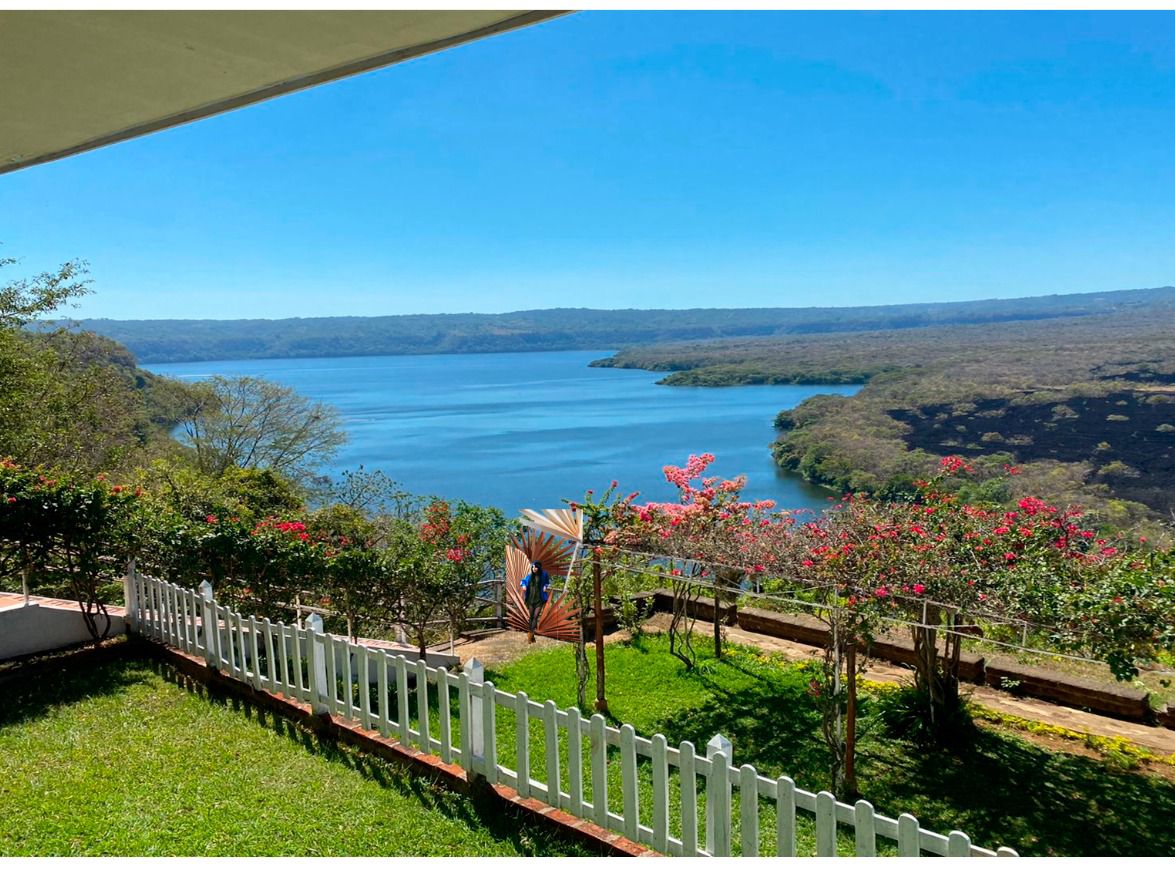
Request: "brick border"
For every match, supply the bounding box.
[50,636,655,857]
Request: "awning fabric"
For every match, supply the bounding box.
[0,10,565,175]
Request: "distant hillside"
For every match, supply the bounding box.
[67,286,1175,363]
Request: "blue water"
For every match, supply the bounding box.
[146,351,858,517]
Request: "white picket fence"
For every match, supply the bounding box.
[124,570,1017,858]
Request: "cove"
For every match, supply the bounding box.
[147,350,859,517]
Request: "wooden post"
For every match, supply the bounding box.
[706,733,732,856]
[199,580,216,669]
[305,613,330,717]
[593,552,607,713]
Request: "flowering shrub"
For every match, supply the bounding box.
[589,452,1175,777]
[0,461,141,639]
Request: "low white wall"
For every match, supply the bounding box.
[0,602,126,661]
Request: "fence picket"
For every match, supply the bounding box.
[543,700,560,807]
[651,734,669,854]
[235,611,248,680]
[186,588,196,652]
[188,589,198,652]
[175,589,187,650]
[359,647,373,730]
[343,641,354,718]
[679,741,698,856]
[216,603,230,671]
[898,813,920,856]
[514,691,530,797]
[176,585,186,647]
[481,680,498,784]
[248,616,262,689]
[223,607,235,674]
[706,738,732,857]
[278,623,291,694]
[395,656,411,743]
[161,582,172,644]
[815,791,837,856]
[948,831,971,857]
[325,634,339,712]
[378,651,391,737]
[740,764,759,857]
[260,619,273,690]
[620,724,639,841]
[146,577,156,638]
[776,776,796,857]
[438,670,452,764]
[157,580,166,642]
[590,714,608,827]
[458,671,472,768]
[855,800,877,857]
[293,628,307,701]
[155,578,166,641]
[415,659,431,751]
[169,583,180,646]
[567,711,584,817]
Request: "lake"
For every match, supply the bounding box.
[146,351,859,517]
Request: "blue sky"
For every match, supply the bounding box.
[4,11,1175,321]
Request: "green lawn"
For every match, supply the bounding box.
[488,634,1175,857]
[0,657,589,857]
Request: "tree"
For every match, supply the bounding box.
[177,375,346,485]
[0,462,140,640]
[0,255,90,330]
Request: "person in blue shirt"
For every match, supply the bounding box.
[521,560,550,643]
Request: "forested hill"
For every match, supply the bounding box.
[69,286,1174,363]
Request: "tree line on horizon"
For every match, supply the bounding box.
[63,285,1175,364]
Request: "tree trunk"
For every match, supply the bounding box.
[844,641,858,799]
[593,556,608,714]
[910,606,964,743]
[576,574,589,709]
[713,587,723,659]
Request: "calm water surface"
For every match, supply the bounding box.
[147,351,858,517]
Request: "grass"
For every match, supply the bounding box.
[487,634,1175,857]
[0,657,590,857]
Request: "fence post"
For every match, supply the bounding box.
[465,658,486,776]
[305,613,330,716]
[495,581,505,628]
[199,580,216,669]
[706,733,733,856]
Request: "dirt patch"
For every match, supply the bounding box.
[451,630,565,670]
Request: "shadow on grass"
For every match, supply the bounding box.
[147,659,589,857]
[861,724,1175,857]
[651,665,832,790]
[0,654,155,730]
[653,663,1175,856]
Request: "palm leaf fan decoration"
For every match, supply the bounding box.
[505,527,581,641]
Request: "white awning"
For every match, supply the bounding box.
[0,10,565,175]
